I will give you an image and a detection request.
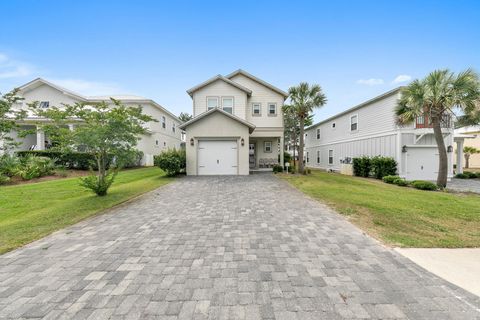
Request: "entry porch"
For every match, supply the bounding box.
[249,136,284,170]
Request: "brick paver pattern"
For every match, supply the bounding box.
[1,175,479,319]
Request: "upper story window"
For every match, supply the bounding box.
[332,122,336,129]
[222,97,233,114]
[316,128,321,139]
[268,103,277,116]
[264,141,272,152]
[252,103,261,116]
[172,122,176,133]
[39,101,50,109]
[207,97,219,110]
[350,115,358,131]
[162,116,166,129]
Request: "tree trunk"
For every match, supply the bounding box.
[298,116,305,174]
[432,116,448,188]
[292,130,297,168]
[464,154,470,169]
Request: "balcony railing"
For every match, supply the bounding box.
[415,114,452,129]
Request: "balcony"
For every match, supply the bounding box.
[415,114,452,129]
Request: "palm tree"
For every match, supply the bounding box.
[396,69,480,188]
[288,82,327,174]
[464,146,479,169]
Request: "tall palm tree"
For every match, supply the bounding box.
[288,82,327,174]
[396,69,480,188]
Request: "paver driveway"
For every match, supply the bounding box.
[1,175,479,320]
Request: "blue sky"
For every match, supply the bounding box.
[1,0,479,122]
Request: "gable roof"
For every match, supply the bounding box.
[186,75,253,97]
[225,69,289,99]
[306,87,404,130]
[178,107,256,133]
[17,78,89,101]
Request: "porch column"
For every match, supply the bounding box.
[36,126,45,150]
[456,139,464,174]
[279,136,284,167]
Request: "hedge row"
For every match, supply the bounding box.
[352,156,397,179]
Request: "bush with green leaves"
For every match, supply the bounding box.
[371,156,397,179]
[393,178,409,186]
[154,149,186,176]
[272,164,283,173]
[16,155,56,180]
[464,171,478,179]
[352,156,372,177]
[116,150,144,168]
[411,180,438,191]
[455,173,469,179]
[16,150,109,170]
[382,175,400,184]
[0,174,10,185]
[283,152,292,164]
[0,154,21,177]
[80,171,117,196]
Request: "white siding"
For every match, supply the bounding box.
[20,84,82,108]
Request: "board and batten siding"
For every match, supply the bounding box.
[192,79,248,119]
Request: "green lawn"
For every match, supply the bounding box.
[281,171,480,248]
[0,167,172,254]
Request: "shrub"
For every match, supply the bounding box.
[0,174,10,185]
[272,165,283,173]
[463,171,478,179]
[411,180,438,191]
[283,152,292,164]
[455,173,469,179]
[116,150,144,168]
[382,175,400,184]
[16,150,105,170]
[371,156,397,179]
[154,149,186,176]
[16,155,56,180]
[80,171,117,196]
[352,156,371,177]
[393,178,408,186]
[0,154,21,177]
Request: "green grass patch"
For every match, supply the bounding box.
[0,167,172,254]
[281,171,480,248]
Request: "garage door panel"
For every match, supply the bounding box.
[198,140,238,175]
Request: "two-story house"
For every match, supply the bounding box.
[305,87,463,181]
[179,70,288,175]
[4,78,182,166]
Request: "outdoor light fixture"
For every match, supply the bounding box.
[402,145,408,153]
[241,138,245,146]
[447,145,453,153]
[190,138,194,146]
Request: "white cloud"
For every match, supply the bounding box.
[48,78,123,96]
[0,53,34,79]
[356,78,384,86]
[392,74,412,84]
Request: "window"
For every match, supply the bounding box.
[332,122,336,128]
[39,101,49,109]
[328,150,334,164]
[164,142,166,147]
[172,122,176,133]
[207,97,218,110]
[316,128,321,139]
[268,103,276,116]
[317,150,320,163]
[306,152,309,163]
[222,97,233,114]
[162,116,166,129]
[155,140,159,146]
[264,141,272,152]
[252,103,261,116]
[350,115,358,131]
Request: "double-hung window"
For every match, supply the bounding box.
[317,150,320,163]
[172,122,176,133]
[268,103,276,116]
[252,103,261,116]
[350,115,358,131]
[207,97,218,110]
[162,116,166,129]
[316,128,321,139]
[39,101,50,109]
[306,152,309,163]
[222,97,233,114]
[264,141,272,152]
[328,150,334,165]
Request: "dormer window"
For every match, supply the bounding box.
[207,97,219,110]
[222,97,233,114]
[39,101,49,109]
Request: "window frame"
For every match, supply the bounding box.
[221,96,234,114]
[350,114,358,132]
[252,103,261,116]
[317,150,320,163]
[264,141,272,153]
[172,122,176,133]
[306,152,309,163]
[267,103,277,116]
[207,96,219,110]
[328,149,334,165]
[316,128,321,139]
[162,116,166,129]
[39,101,50,109]
[331,122,336,129]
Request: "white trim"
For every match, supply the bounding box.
[207,96,219,110]
[267,103,277,116]
[350,114,358,132]
[252,103,261,116]
[328,149,334,165]
[307,130,398,147]
[316,128,321,140]
[264,141,272,153]
[221,96,234,114]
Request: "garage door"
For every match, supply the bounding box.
[406,147,438,180]
[198,140,238,175]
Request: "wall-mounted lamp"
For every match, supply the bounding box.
[447,145,453,153]
[402,145,408,153]
[241,138,245,146]
[190,138,194,146]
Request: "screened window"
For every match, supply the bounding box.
[264,141,272,152]
[207,97,219,110]
[328,150,334,164]
[268,103,276,115]
[252,103,261,115]
[222,97,233,114]
[350,115,358,131]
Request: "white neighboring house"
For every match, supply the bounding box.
[304,87,464,181]
[179,69,288,175]
[3,78,182,166]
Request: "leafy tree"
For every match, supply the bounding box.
[396,69,480,188]
[287,82,327,174]
[179,112,193,123]
[0,89,27,153]
[464,146,479,169]
[34,99,155,196]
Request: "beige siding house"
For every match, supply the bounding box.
[454,126,480,169]
[3,78,182,165]
[180,70,288,175]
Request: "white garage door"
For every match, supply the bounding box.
[198,140,238,175]
[406,147,438,181]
